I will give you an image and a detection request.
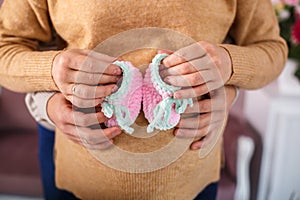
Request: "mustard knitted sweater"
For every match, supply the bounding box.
[0,0,287,199]
[0,0,287,92]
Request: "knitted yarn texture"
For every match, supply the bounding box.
[103,54,193,133]
[143,54,193,133]
[102,60,143,134]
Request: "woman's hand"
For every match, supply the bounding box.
[52,49,122,108]
[47,92,122,149]
[159,41,232,99]
[173,86,237,150]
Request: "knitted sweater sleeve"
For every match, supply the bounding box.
[220,0,288,89]
[0,0,59,92]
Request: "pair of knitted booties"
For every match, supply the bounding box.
[101,54,193,134]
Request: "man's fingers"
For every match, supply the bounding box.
[174,127,207,139]
[173,81,220,99]
[176,113,223,129]
[59,124,115,150]
[191,125,223,150]
[174,128,220,150]
[76,126,122,145]
[190,138,206,150]
[80,139,114,150]
[72,111,107,127]
[66,95,104,108]
[184,99,212,114]
[184,98,225,114]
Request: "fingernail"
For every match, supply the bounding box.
[98,98,104,103]
[116,76,122,82]
[164,77,171,84]
[161,58,168,66]
[175,130,183,137]
[113,129,122,136]
[114,68,122,75]
[192,143,202,150]
[174,92,181,99]
[159,64,167,70]
[111,85,118,93]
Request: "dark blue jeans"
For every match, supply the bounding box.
[194,182,218,200]
[38,124,218,200]
[38,124,78,200]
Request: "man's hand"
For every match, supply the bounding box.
[47,93,122,149]
[173,86,237,150]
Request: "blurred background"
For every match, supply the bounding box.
[0,0,300,200]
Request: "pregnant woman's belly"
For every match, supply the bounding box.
[54,49,226,200]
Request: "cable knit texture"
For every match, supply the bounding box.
[0,0,288,199]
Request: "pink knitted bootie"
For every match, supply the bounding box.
[142,54,193,133]
[101,60,143,134]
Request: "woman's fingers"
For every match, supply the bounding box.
[173,79,224,99]
[164,70,214,87]
[158,41,232,95]
[69,70,121,85]
[157,49,173,55]
[52,49,122,107]
[68,83,118,99]
[160,56,212,78]
[55,49,121,74]
[162,42,207,67]
[173,83,208,99]
[62,82,119,107]
[69,55,121,74]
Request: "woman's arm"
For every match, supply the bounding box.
[0,1,121,108]
[220,0,288,89]
[161,0,287,96]
[0,0,60,92]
